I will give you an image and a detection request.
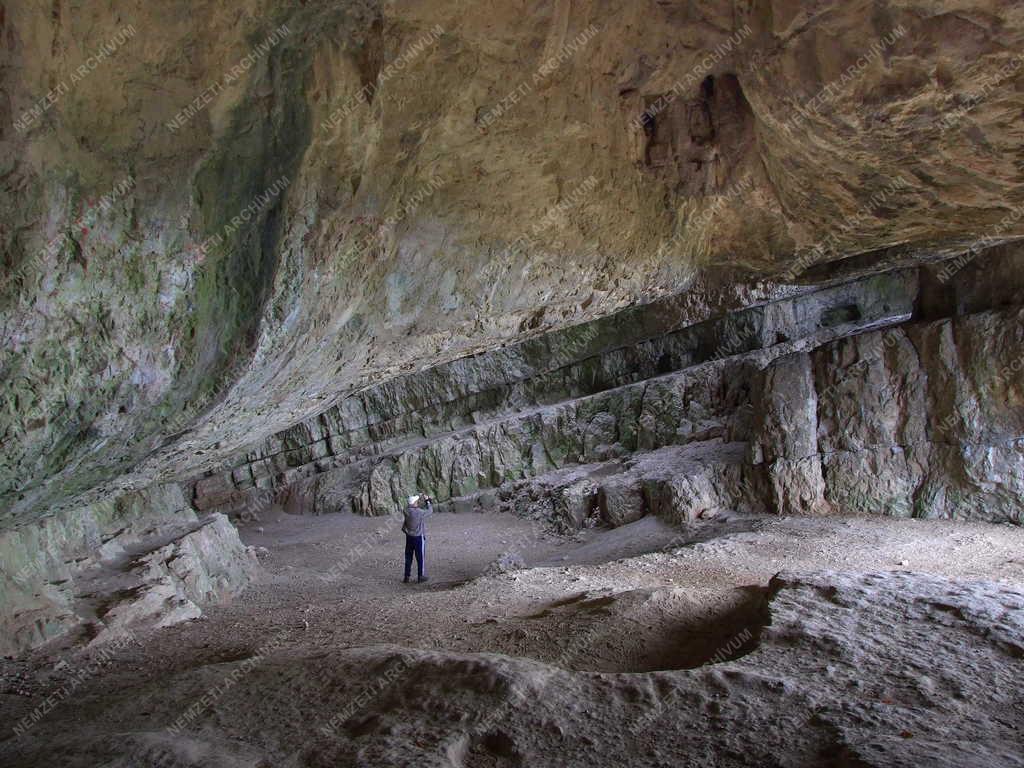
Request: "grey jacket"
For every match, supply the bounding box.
[402,501,433,537]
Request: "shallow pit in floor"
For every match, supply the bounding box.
[467,584,769,673]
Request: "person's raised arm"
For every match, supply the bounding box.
[423,495,434,516]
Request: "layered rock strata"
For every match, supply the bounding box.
[0,485,259,656]
[192,246,1024,527]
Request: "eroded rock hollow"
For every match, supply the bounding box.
[2,1,1024,766]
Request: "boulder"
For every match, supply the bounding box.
[597,477,647,528]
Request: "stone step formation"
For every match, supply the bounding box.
[192,248,1024,529]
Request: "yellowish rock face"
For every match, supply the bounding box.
[2,0,1023,520]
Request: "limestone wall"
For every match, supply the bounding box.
[0,485,258,656]
[190,250,1024,526]
[5,0,1024,525]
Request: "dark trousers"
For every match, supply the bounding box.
[404,535,426,580]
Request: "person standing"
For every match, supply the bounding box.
[402,494,433,583]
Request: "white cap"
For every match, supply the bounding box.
[408,494,421,506]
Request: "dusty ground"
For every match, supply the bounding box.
[2,510,1024,766]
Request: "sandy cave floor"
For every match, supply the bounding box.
[2,510,1024,767]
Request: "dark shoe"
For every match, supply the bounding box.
[402,577,410,583]
[418,576,429,583]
